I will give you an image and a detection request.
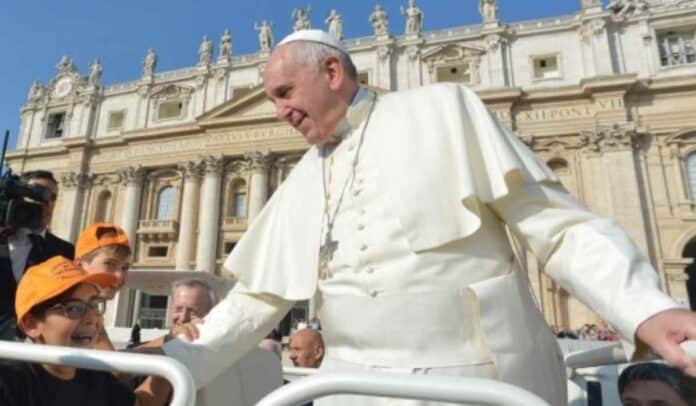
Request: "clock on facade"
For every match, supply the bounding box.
[52,77,73,98]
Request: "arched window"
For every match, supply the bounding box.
[686,153,696,201]
[94,190,112,222]
[682,238,696,310]
[229,180,247,218]
[155,186,176,220]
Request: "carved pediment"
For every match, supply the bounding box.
[150,84,194,101]
[422,44,485,64]
[665,128,696,146]
[197,84,277,125]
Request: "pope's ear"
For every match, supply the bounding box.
[323,55,345,91]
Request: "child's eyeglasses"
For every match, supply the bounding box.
[46,298,107,320]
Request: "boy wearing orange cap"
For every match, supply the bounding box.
[0,256,171,405]
[74,223,131,300]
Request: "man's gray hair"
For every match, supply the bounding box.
[171,278,218,310]
[287,41,358,80]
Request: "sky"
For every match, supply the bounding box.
[0,0,606,151]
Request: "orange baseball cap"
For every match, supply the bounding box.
[15,256,117,322]
[75,222,131,259]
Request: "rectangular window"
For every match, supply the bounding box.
[357,72,369,86]
[436,64,472,84]
[137,292,168,329]
[532,55,561,80]
[659,30,696,67]
[148,246,168,257]
[45,112,66,139]
[158,101,184,120]
[107,110,125,130]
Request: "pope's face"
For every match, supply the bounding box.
[264,45,343,145]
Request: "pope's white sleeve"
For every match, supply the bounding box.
[161,289,293,389]
[489,179,682,346]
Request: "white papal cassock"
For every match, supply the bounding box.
[162,84,681,405]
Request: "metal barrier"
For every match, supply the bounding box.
[258,372,551,406]
[564,339,696,370]
[0,340,195,406]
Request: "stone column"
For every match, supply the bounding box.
[245,151,273,222]
[57,171,91,242]
[176,161,203,270]
[195,155,224,273]
[118,166,146,241]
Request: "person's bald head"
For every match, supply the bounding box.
[288,328,325,368]
[264,41,359,146]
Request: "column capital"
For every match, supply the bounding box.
[202,155,225,175]
[178,160,204,181]
[117,165,146,186]
[580,123,647,153]
[245,151,273,172]
[60,171,93,190]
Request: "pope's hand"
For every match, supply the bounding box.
[169,317,204,342]
[636,308,696,376]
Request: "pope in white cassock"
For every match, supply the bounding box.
[157,30,696,405]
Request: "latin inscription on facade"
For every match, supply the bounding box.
[96,126,298,162]
[515,97,624,123]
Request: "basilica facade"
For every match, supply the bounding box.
[7,0,696,331]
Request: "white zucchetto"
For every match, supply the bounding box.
[277,29,347,53]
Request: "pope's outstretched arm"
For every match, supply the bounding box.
[490,176,696,374]
[161,287,293,389]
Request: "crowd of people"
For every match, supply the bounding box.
[553,323,621,341]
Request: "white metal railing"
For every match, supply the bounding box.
[282,366,319,381]
[564,339,696,370]
[0,341,195,406]
[259,372,551,406]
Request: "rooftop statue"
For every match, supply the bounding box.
[369,4,389,37]
[480,0,499,24]
[325,9,344,40]
[88,58,103,87]
[27,80,44,102]
[292,5,312,32]
[401,0,424,36]
[143,48,157,77]
[219,29,232,61]
[198,35,213,65]
[254,20,274,52]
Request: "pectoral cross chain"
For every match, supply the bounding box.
[318,233,339,279]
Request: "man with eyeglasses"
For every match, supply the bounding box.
[0,170,74,340]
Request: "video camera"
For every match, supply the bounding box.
[0,130,49,230]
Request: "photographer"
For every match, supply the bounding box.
[0,170,74,340]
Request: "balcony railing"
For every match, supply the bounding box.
[137,219,178,241]
[222,216,247,231]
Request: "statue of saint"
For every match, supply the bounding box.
[143,48,157,77]
[369,4,389,37]
[56,56,75,74]
[218,29,232,61]
[479,0,498,24]
[325,9,344,40]
[28,80,44,102]
[401,0,424,36]
[254,20,274,52]
[292,5,312,32]
[198,35,213,65]
[88,58,103,87]
[607,0,648,18]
